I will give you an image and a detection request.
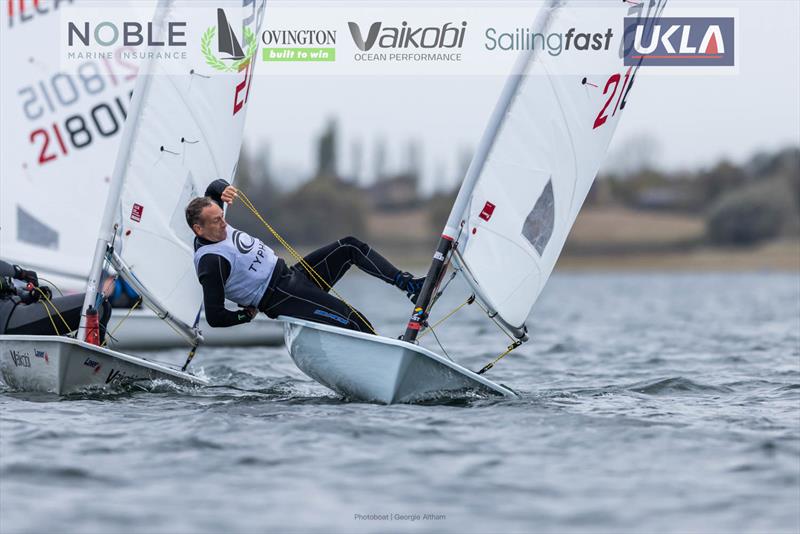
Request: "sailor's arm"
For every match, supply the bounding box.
[205,179,238,208]
[0,259,38,285]
[197,254,254,328]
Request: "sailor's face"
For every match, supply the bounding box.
[195,204,227,242]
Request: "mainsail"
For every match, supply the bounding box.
[0,2,137,288]
[451,1,665,334]
[80,0,266,342]
[405,0,667,341]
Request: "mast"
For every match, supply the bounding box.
[401,2,558,343]
[78,1,170,339]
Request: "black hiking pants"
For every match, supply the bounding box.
[258,236,403,333]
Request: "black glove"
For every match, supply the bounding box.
[36,285,52,302]
[0,276,17,298]
[13,265,38,286]
[237,307,257,324]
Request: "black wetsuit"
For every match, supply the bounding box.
[196,180,411,333]
[0,260,110,339]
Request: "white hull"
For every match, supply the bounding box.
[106,309,283,350]
[281,317,517,404]
[0,335,208,395]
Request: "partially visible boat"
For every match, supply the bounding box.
[109,310,282,350]
[0,335,207,395]
[283,317,516,404]
[1,0,278,352]
[282,0,669,403]
[0,0,268,393]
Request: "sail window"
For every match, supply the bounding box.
[17,206,58,249]
[170,171,199,246]
[521,179,554,255]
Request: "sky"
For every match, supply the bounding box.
[242,0,800,194]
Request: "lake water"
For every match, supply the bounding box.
[1,272,798,534]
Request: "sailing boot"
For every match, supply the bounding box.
[395,272,426,304]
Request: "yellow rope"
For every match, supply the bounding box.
[477,339,523,375]
[38,277,64,297]
[418,295,473,340]
[102,297,142,347]
[34,287,72,334]
[38,298,61,335]
[235,190,378,336]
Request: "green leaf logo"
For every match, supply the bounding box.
[201,26,257,72]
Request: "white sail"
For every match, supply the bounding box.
[0,2,137,287]
[91,0,266,331]
[450,0,666,333]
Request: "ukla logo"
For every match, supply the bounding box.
[201,8,257,72]
[624,17,734,66]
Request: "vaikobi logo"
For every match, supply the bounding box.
[261,28,336,62]
[624,17,734,66]
[348,20,466,63]
[201,8,257,71]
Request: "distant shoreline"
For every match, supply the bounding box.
[555,239,799,272]
[277,239,799,273]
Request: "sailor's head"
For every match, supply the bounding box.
[186,197,227,242]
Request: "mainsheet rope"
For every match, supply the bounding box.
[236,189,524,374]
[235,190,378,336]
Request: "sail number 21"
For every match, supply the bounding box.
[592,66,634,130]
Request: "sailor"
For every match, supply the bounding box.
[186,180,425,333]
[0,260,111,340]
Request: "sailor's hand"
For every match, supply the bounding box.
[238,306,257,323]
[37,285,52,302]
[13,265,38,286]
[221,186,238,205]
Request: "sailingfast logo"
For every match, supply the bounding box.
[201,8,257,72]
[623,17,734,66]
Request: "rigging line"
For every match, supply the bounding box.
[102,298,142,348]
[37,277,63,297]
[472,296,517,344]
[236,190,378,336]
[181,343,199,372]
[476,339,523,375]
[38,297,61,336]
[427,323,453,362]
[418,294,474,340]
[34,286,71,334]
[429,270,458,310]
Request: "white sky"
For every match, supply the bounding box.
[243,0,800,194]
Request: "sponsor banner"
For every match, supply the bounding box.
[49,4,738,77]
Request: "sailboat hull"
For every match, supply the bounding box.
[281,317,517,404]
[0,335,208,395]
